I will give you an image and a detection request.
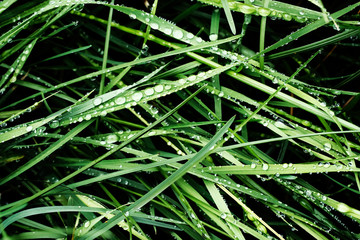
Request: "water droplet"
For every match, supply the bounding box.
[178,78,186,85]
[258,8,271,16]
[282,163,289,168]
[154,85,164,92]
[188,75,196,81]
[274,120,287,129]
[186,32,194,39]
[173,29,183,39]
[198,72,205,78]
[115,96,126,105]
[132,92,143,102]
[220,213,227,219]
[239,5,256,14]
[195,37,202,43]
[106,134,118,144]
[163,28,172,35]
[250,163,256,169]
[26,126,33,132]
[50,120,60,128]
[93,97,102,106]
[84,221,90,228]
[124,211,130,217]
[336,203,350,213]
[209,33,218,41]
[85,114,92,120]
[218,91,224,97]
[262,163,269,170]
[323,142,331,151]
[144,88,154,95]
[150,22,159,30]
[129,13,136,19]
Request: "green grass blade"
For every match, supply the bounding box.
[81,116,235,239]
[0,120,93,185]
[221,0,236,35]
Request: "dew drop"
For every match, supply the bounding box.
[198,72,205,78]
[144,88,154,95]
[154,85,164,92]
[50,120,60,128]
[93,97,102,106]
[132,92,143,102]
[163,28,172,35]
[84,221,90,228]
[258,7,271,17]
[115,96,126,105]
[85,114,92,120]
[26,126,33,132]
[209,33,218,41]
[186,32,194,39]
[323,142,331,151]
[173,29,184,39]
[274,120,287,129]
[250,163,256,169]
[150,22,159,30]
[220,213,226,219]
[336,203,350,213]
[178,78,186,85]
[188,75,197,81]
[106,134,118,144]
[262,163,269,171]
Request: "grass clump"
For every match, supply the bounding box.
[1,0,360,239]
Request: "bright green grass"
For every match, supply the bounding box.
[1,0,360,239]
